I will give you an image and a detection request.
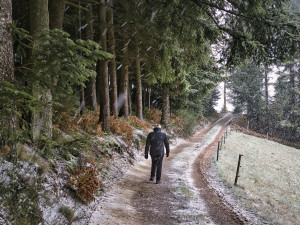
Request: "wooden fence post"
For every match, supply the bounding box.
[234,154,243,185]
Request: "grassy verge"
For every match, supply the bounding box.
[214,131,300,225]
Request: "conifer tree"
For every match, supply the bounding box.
[274,61,300,142]
[85,4,98,111]
[107,0,118,118]
[49,0,66,29]
[0,0,16,150]
[119,0,130,119]
[0,0,14,83]
[228,63,266,131]
[29,0,52,140]
[98,0,110,131]
[135,37,143,121]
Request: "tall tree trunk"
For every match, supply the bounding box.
[289,66,296,105]
[289,65,296,135]
[161,84,170,125]
[128,80,132,116]
[119,0,129,119]
[264,66,269,132]
[48,0,66,29]
[148,87,151,109]
[97,0,110,131]
[84,4,97,111]
[120,60,129,119]
[0,0,16,152]
[143,87,146,110]
[264,70,269,106]
[107,0,118,118]
[29,0,52,140]
[222,80,227,112]
[0,0,14,83]
[135,41,143,121]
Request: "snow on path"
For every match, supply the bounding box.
[87,137,186,225]
[88,120,225,225]
[167,123,223,224]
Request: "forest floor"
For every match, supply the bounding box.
[87,114,263,225]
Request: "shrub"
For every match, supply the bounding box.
[110,116,133,145]
[0,160,43,225]
[70,163,100,203]
[128,116,152,131]
[58,136,91,159]
[0,145,11,156]
[54,109,103,137]
[59,206,74,224]
[143,108,162,124]
[172,109,197,138]
[35,136,56,159]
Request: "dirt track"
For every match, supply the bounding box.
[88,115,254,225]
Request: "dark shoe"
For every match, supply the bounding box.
[149,177,154,181]
[156,180,161,184]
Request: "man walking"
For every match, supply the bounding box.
[144,124,170,184]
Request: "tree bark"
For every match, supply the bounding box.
[48,0,66,29]
[148,87,151,109]
[97,0,110,131]
[264,66,270,131]
[264,70,269,106]
[30,0,49,34]
[119,0,129,119]
[77,2,86,115]
[289,66,296,105]
[120,62,129,119]
[222,80,227,112]
[29,0,52,140]
[0,0,14,83]
[143,87,146,110]
[135,41,143,121]
[161,84,170,125]
[128,80,132,116]
[107,0,118,118]
[0,0,16,152]
[84,4,97,111]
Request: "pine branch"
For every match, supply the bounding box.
[190,0,250,20]
[70,0,99,5]
[66,1,89,11]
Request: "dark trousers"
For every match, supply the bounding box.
[151,155,164,181]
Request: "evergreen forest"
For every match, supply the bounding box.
[0,0,300,224]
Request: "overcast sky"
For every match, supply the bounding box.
[214,66,281,113]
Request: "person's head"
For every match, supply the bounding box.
[153,124,161,131]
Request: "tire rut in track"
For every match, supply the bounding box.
[192,120,248,225]
[90,115,252,225]
[132,115,246,225]
[131,123,216,225]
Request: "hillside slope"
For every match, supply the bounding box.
[214,131,300,225]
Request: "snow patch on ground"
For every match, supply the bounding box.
[167,125,223,224]
[213,131,300,224]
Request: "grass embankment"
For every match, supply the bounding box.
[214,131,300,225]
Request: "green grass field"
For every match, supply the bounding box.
[214,131,300,225]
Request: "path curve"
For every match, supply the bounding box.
[89,114,256,225]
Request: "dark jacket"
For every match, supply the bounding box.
[145,128,169,157]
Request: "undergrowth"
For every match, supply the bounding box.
[110,116,133,145]
[70,162,101,203]
[0,160,43,225]
[144,108,162,124]
[170,109,198,138]
[54,109,103,136]
[128,116,152,131]
[59,206,74,224]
